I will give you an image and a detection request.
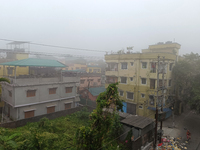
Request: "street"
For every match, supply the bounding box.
[161,109,200,150]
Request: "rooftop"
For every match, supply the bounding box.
[88,87,106,96]
[0,58,66,68]
[120,114,154,129]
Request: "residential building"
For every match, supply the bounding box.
[105,42,181,118]
[64,57,87,71]
[86,65,101,73]
[80,86,106,101]
[0,58,80,120]
[0,41,29,77]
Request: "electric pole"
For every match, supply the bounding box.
[159,56,165,143]
[154,56,160,150]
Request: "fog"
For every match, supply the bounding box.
[0,0,200,57]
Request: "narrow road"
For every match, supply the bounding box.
[162,110,200,150]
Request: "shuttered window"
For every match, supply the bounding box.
[24,110,34,119]
[65,103,71,109]
[66,87,72,93]
[49,88,57,94]
[27,90,36,97]
[47,106,55,114]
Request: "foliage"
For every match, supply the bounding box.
[75,83,124,150]
[0,107,90,150]
[0,78,10,84]
[172,52,200,113]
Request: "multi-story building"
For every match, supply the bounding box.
[105,42,181,118]
[1,59,80,120]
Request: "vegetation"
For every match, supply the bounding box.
[0,107,90,150]
[172,52,200,113]
[75,83,126,150]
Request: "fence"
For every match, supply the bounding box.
[0,106,95,128]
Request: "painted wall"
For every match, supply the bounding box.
[86,66,101,73]
[1,76,80,120]
[105,43,180,118]
[67,64,87,70]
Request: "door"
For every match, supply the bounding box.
[127,102,136,115]
[47,106,55,114]
[24,110,34,119]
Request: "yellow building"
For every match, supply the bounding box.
[86,65,101,73]
[105,42,181,118]
[67,64,87,71]
[0,53,29,77]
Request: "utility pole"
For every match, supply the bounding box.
[159,56,165,143]
[154,56,160,150]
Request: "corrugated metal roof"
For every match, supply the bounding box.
[89,87,106,96]
[120,115,154,129]
[0,58,66,67]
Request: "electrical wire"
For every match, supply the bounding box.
[0,38,107,53]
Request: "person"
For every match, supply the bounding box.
[186,130,191,141]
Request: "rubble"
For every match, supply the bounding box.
[149,136,190,150]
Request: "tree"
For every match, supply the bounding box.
[75,83,124,150]
[172,52,200,113]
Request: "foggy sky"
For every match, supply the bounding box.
[0,0,200,57]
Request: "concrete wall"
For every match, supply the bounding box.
[0,106,95,128]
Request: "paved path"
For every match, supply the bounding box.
[159,110,200,150]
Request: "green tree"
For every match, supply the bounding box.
[75,83,124,150]
[0,133,20,150]
[172,52,200,113]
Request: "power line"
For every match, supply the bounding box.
[0,38,107,53]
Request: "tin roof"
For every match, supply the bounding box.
[89,87,106,96]
[0,58,66,67]
[120,114,154,129]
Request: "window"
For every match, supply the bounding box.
[89,69,92,72]
[169,63,173,71]
[150,79,156,89]
[49,88,57,94]
[127,92,134,100]
[27,90,36,97]
[150,62,156,73]
[141,94,145,98]
[142,62,147,69]
[80,80,85,84]
[24,110,34,119]
[98,79,101,82]
[98,69,100,72]
[66,87,73,93]
[8,91,12,97]
[141,78,147,85]
[121,62,127,69]
[119,91,123,96]
[169,80,171,86]
[120,77,127,84]
[130,77,133,81]
[130,62,134,66]
[139,105,143,109]
[65,103,71,109]
[76,67,79,69]
[47,106,55,114]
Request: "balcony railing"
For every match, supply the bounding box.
[106,68,118,71]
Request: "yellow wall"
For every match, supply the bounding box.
[86,66,101,73]
[105,44,180,118]
[0,53,29,77]
[67,64,86,70]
